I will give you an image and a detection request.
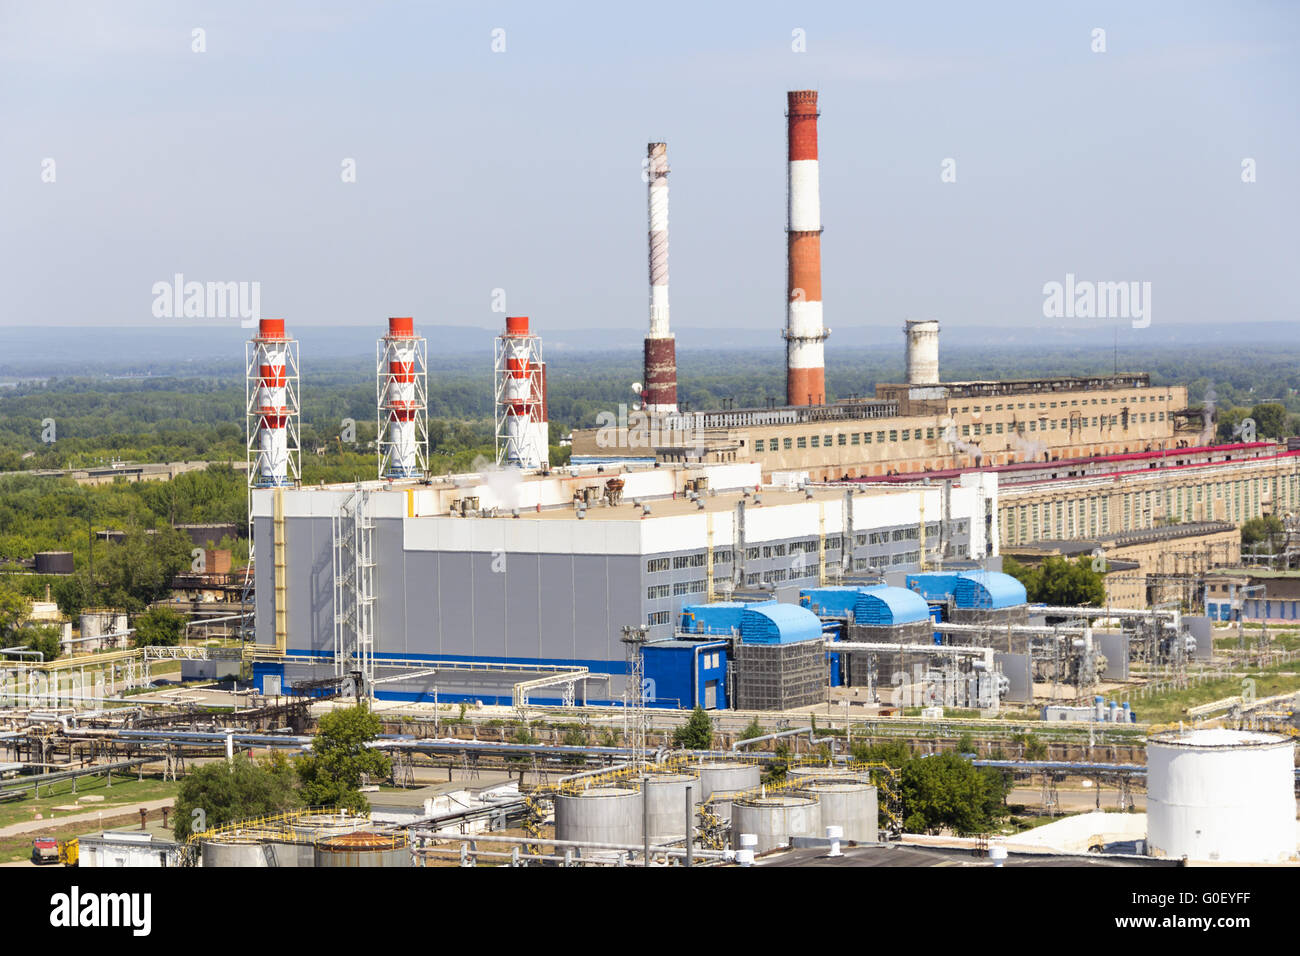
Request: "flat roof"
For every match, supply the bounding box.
[529,486,887,521]
[1010,521,1237,554]
[1205,567,1300,579]
[369,774,513,806]
[79,822,178,845]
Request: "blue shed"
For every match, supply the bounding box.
[904,572,964,601]
[642,640,729,710]
[739,603,824,645]
[952,571,1027,609]
[799,586,867,618]
[905,571,1027,609]
[679,600,775,636]
[852,585,932,626]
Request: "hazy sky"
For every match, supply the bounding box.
[2,1,1297,339]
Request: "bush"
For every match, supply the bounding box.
[851,739,911,768]
[132,606,187,647]
[173,752,300,840]
[19,623,61,662]
[672,706,714,750]
[295,705,391,812]
[561,726,588,766]
[900,752,1009,836]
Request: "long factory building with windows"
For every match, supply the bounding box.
[249,461,999,706]
[570,324,1204,481]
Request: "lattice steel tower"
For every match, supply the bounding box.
[376,316,428,480]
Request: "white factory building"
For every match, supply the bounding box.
[250,461,999,705]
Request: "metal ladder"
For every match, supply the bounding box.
[332,486,376,698]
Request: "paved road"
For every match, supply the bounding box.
[0,797,176,839]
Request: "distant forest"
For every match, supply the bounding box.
[2,342,1299,476]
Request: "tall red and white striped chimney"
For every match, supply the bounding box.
[785,90,828,407]
[643,142,677,414]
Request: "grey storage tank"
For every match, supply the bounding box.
[693,761,761,800]
[201,837,269,868]
[796,781,878,844]
[289,811,368,867]
[314,830,410,868]
[554,787,644,850]
[730,795,822,853]
[640,772,699,844]
[787,765,870,783]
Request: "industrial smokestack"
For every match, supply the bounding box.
[643,142,678,414]
[785,90,828,407]
[495,316,549,469]
[247,318,298,487]
[905,319,940,386]
[377,316,428,479]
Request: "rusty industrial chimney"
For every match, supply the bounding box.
[784,90,828,407]
[643,142,677,414]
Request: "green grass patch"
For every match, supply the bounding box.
[1213,630,1300,652]
[0,774,178,831]
[1133,663,1300,725]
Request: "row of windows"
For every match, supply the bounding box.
[649,522,974,574]
[950,392,1166,415]
[673,579,708,596]
[1002,473,1300,545]
[740,567,809,586]
[751,403,1172,454]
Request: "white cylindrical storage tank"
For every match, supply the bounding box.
[796,781,878,844]
[640,772,699,844]
[904,319,940,386]
[554,787,644,852]
[694,761,761,801]
[730,795,822,854]
[1146,729,1297,863]
[79,611,105,640]
[787,765,870,784]
[201,838,268,868]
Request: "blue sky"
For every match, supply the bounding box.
[1,1,1296,338]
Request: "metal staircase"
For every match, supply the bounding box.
[332,487,376,699]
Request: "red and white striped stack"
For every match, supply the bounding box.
[643,142,677,414]
[785,90,829,407]
[379,316,422,478]
[499,316,548,469]
[252,318,291,486]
